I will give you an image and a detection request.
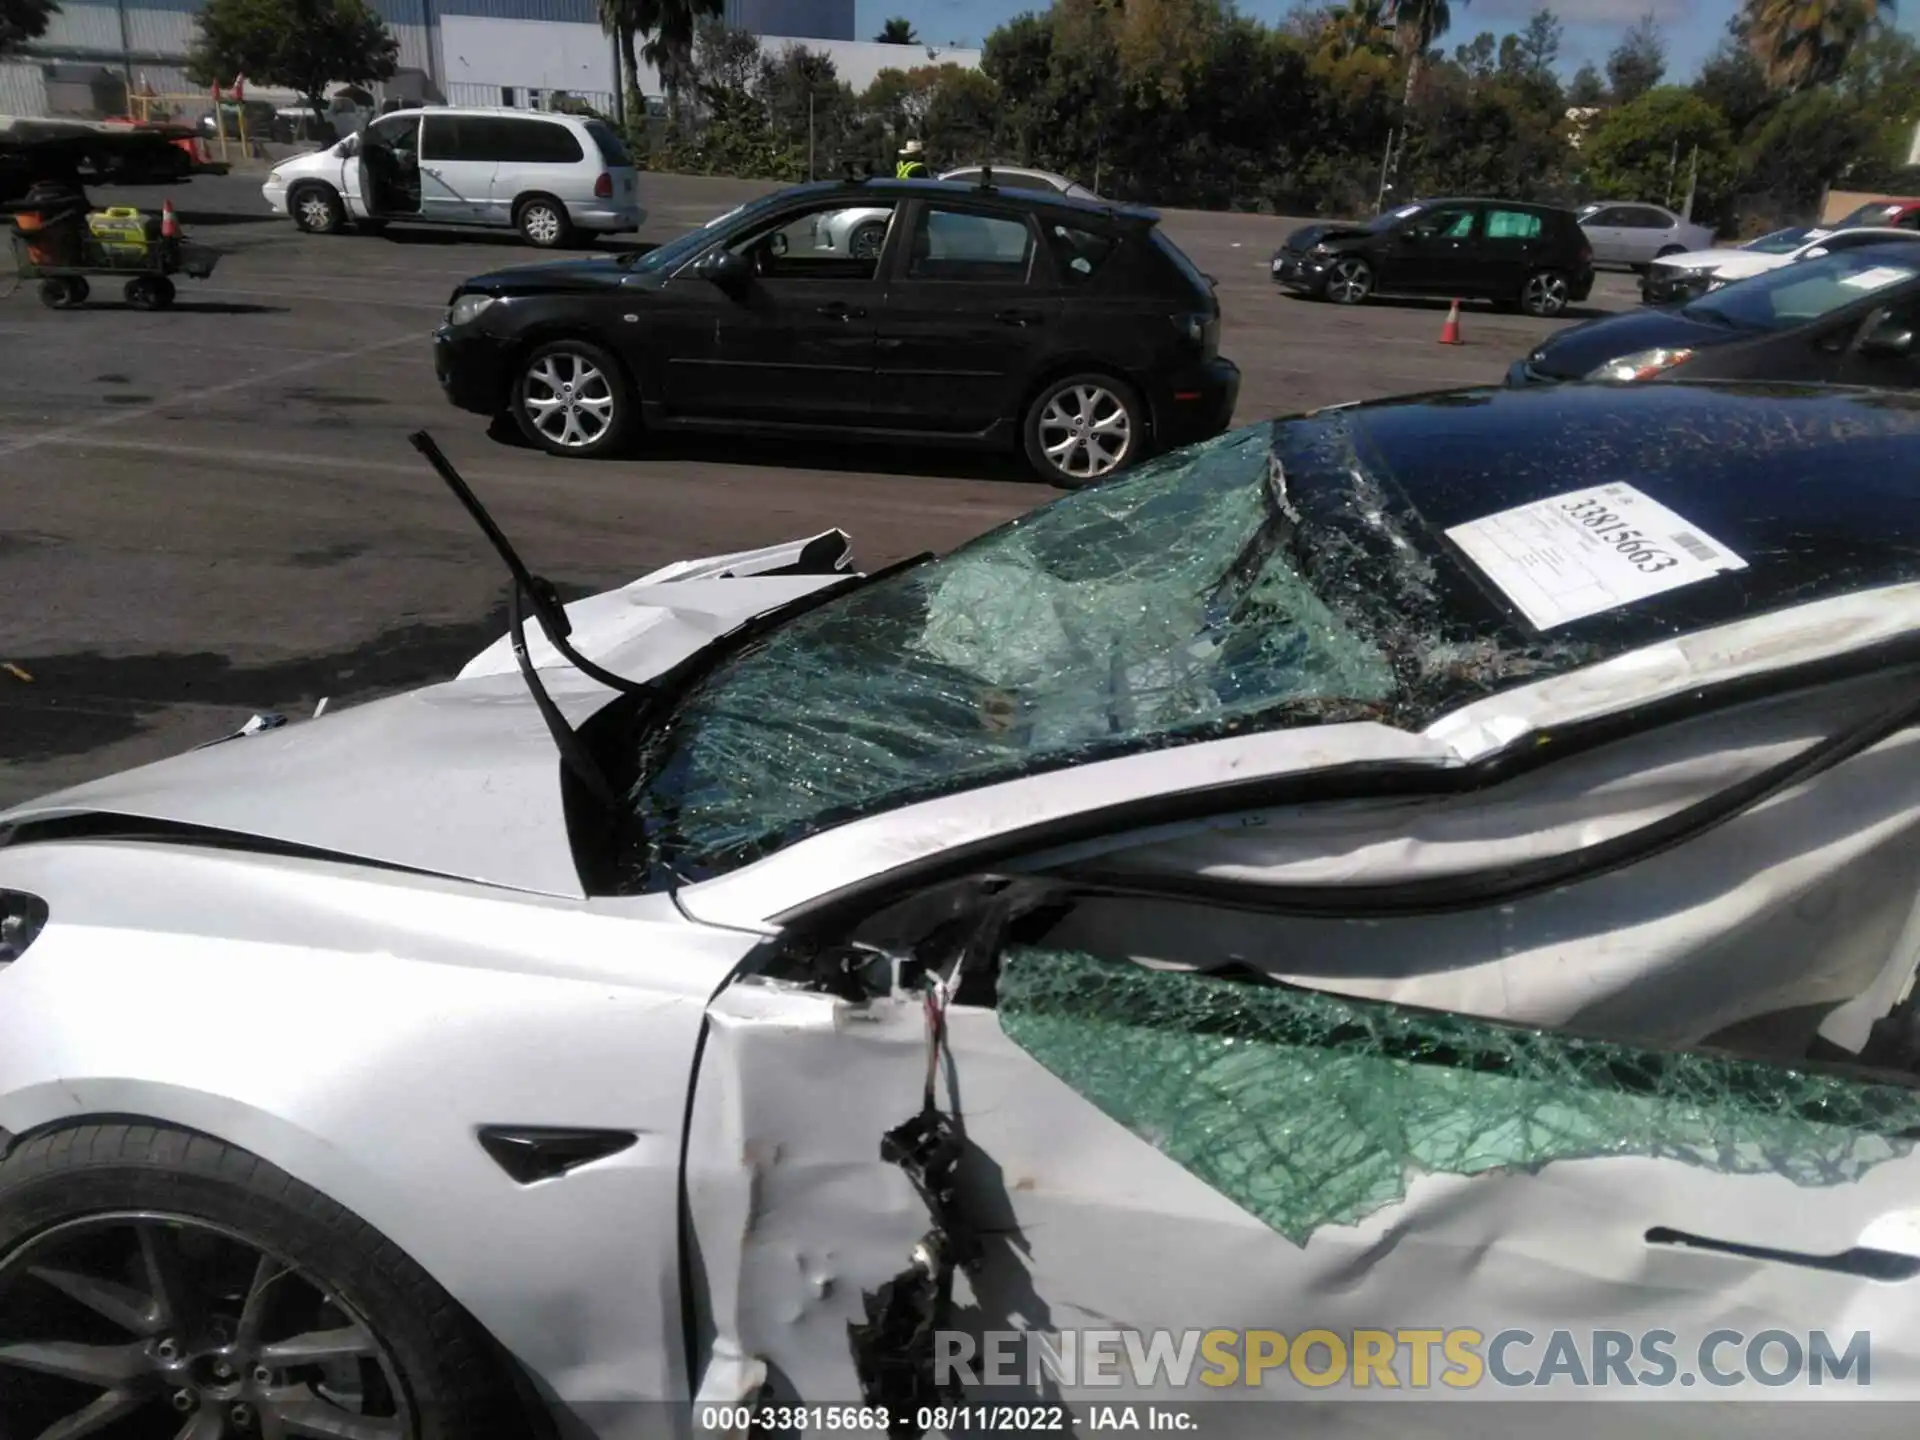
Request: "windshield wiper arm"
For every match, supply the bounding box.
[409,430,651,820]
[411,431,655,701]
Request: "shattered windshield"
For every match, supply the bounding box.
[621,423,1397,886]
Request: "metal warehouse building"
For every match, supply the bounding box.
[1,0,978,120]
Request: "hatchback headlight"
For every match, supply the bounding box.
[447,293,498,327]
[1587,346,1695,382]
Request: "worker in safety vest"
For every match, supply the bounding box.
[896,139,930,179]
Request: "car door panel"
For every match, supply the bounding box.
[1381,205,1480,294]
[659,281,879,423]
[1837,297,1920,390]
[652,203,891,424]
[1582,207,1629,266]
[418,115,493,224]
[872,203,1059,432]
[688,943,1920,1425]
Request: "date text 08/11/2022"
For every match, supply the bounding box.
[695,1405,1193,1432]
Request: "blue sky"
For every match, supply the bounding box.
[857,0,1919,81]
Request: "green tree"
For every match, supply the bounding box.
[1741,0,1894,92]
[1584,85,1734,213]
[980,13,1056,163]
[1,0,57,61]
[1383,0,1463,109]
[1694,17,1777,138]
[1738,84,1877,210]
[921,67,998,163]
[1567,60,1605,106]
[875,16,918,43]
[1605,12,1667,104]
[1511,7,1562,77]
[186,0,396,121]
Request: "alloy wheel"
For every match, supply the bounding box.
[848,224,885,261]
[296,193,337,233]
[1526,272,1569,316]
[1326,258,1370,304]
[0,1210,413,1439]
[1039,383,1132,482]
[521,205,563,246]
[522,353,617,450]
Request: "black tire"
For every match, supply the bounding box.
[1522,268,1572,317]
[0,1123,525,1439]
[290,184,346,235]
[37,277,83,309]
[848,221,886,261]
[125,275,176,311]
[1021,371,1145,489]
[515,195,571,249]
[511,338,633,458]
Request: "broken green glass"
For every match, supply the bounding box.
[624,421,1395,884]
[997,946,1920,1245]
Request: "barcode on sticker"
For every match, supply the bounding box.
[1672,531,1718,562]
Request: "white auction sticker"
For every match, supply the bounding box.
[1446,482,1747,631]
[1840,265,1916,291]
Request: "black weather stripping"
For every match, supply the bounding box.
[477,1126,639,1184]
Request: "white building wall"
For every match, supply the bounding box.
[123,9,195,57]
[36,4,125,53]
[0,62,50,117]
[440,16,978,101]
[441,16,617,95]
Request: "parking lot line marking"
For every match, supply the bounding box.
[14,433,528,483]
[0,333,422,459]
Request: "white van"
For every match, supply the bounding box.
[262,106,642,248]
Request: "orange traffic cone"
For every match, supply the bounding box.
[1438,298,1463,346]
[160,199,179,240]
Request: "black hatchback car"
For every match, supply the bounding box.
[1270,197,1595,317]
[434,175,1240,486]
[1511,240,1920,390]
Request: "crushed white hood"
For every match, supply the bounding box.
[0,539,852,899]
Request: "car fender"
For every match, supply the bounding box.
[0,839,755,1434]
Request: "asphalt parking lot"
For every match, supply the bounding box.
[0,171,1643,807]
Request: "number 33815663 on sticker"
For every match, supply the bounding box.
[1443,482,1748,632]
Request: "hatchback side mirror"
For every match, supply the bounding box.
[1861,316,1916,357]
[692,247,749,286]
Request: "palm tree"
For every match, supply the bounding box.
[1383,0,1462,109]
[1742,0,1894,90]
[1324,0,1391,60]
[875,16,918,44]
[597,0,722,111]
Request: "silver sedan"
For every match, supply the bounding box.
[1577,200,1718,269]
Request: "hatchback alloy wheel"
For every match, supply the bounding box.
[522,353,617,451]
[1325,257,1372,305]
[1035,381,1134,484]
[0,1211,412,1439]
[1524,270,1570,317]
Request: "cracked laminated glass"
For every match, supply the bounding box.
[616,387,1920,891]
[997,946,1920,1245]
[623,422,1398,885]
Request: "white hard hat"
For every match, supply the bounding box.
[902,139,924,155]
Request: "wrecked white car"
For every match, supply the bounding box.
[5,381,1920,1438]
